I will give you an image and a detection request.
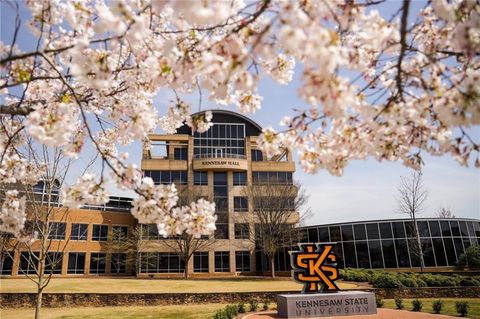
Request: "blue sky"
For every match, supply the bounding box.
[1,1,479,224]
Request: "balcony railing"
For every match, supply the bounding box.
[193,153,246,159]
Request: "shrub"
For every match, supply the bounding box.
[225,305,238,319]
[238,303,246,314]
[375,297,384,308]
[372,273,403,288]
[460,278,480,286]
[458,245,480,269]
[249,299,259,312]
[394,298,404,310]
[398,275,419,287]
[263,300,270,311]
[213,309,227,319]
[432,299,443,314]
[455,301,469,317]
[418,274,457,287]
[412,299,423,312]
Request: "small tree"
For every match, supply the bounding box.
[243,181,308,278]
[458,246,480,269]
[396,171,428,271]
[103,225,155,275]
[0,146,73,319]
[162,232,215,279]
[436,207,455,218]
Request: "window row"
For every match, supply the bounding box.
[142,170,188,185]
[252,172,293,185]
[1,252,127,275]
[46,223,128,242]
[305,220,480,243]
[48,222,128,241]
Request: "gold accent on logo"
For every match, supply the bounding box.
[290,243,339,293]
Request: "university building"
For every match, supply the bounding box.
[1,110,297,277]
[1,110,479,277]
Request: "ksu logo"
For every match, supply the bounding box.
[290,243,339,293]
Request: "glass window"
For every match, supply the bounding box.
[408,239,421,267]
[92,225,108,241]
[355,241,370,268]
[459,221,469,236]
[382,240,397,268]
[251,150,263,161]
[111,253,127,274]
[234,197,248,212]
[354,224,367,240]
[318,227,329,242]
[368,240,384,268]
[379,223,393,239]
[194,171,208,185]
[392,222,406,238]
[89,252,107,274]
[366,224,380,240]
[0,252,13,275]
[450,220,461,236]
[395,239,411,267]
[329,226,341,242]
[139,253,184,273]
[174,147,188,160]
[343,242,357,268]
[232,172,247,186]
[341,225,354,241]
[474,222,480,236]
[308,228,318,242]
[193,252,209,273]
[71,223,88,240]
[332,243,344,268]
[215,251,230,272]
[67,252,85,274]
[421,238,436,267]
[235,251,250,272]
[417,221,430,237]
[215,224,229,239]
[45,252,63,275]
[453,237,464,257]
[466,222,475,237]
[440,221,452,237]
[19,252,39,275]
[443,238,456,266]
[429,221,441,237]
[112,226,128,242]
[234,224,249,239]
[48,222,66,240]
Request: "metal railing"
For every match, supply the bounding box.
[193,153,246,159]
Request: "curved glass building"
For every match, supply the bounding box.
[298,218,480,270]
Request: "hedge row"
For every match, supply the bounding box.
[339,268,480,288]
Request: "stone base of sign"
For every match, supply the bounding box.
[277,291,377,318]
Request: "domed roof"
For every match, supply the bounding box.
[176,109,263,136]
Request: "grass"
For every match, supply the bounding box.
[383,298,480,318]
[0,304,226,319]
[0,277,358,293]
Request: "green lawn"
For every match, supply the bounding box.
[383,298,480,319]
[0,304,226,319]
[0,277,357,293]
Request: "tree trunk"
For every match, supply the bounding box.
[184,257,189,279]
[270,257,275,278]
[35,286,43,319]
[413,215,425,272]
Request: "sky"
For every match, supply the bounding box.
[1,1,479,225]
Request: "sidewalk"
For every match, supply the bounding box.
[239,308,460,319]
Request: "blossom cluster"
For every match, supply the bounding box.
[0,0,479,239]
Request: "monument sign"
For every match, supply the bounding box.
[277,243,377,318]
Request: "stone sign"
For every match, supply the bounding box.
[277,291,377,318]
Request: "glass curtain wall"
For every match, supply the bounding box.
[300,219,480,269]
[193,123,246,158]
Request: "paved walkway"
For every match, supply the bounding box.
[239,309,460,319]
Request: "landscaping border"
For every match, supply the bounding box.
[1,287,479,308]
